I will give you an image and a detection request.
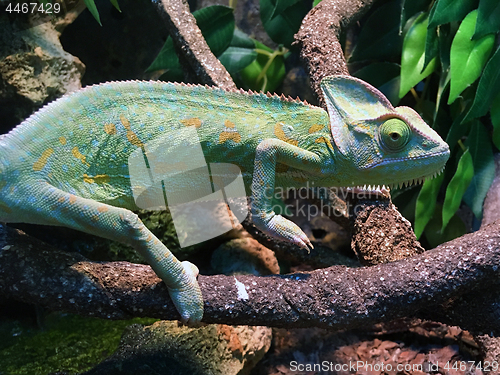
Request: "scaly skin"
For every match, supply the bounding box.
[0,76,450,322]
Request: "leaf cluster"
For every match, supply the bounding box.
[84,0,314,92]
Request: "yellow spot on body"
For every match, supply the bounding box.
[180,118,202,128]
[69,195,77,204]
[97,205,109,213]
[315,136,334,150]
[83,174,111,184]
[219,119,242,143]
[219,132,241,143]
[91,215,99,222]
[59,137,67,145]
[58,196,65,203]
[72,147,90,166]
[104,123,117,135]
[33,148,54,171]
[308,124,324,133]
[120,114,143,148]
[274,123,298,146]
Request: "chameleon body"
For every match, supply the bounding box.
[0,76,449,323]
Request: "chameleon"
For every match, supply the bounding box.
[0,75,450,323]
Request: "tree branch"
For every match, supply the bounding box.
[2,222,500,334]
[153,0,236,89]
[295,0,378,105]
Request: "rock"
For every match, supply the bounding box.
[211,238,280,276]
[0,5,85,132]
[481,154,500,228]
[83,321,272,375]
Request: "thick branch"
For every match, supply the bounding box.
[1,223,500,333]
[153,0,236,89]
[295,0,377,105]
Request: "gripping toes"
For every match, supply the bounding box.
[168,261,204,324]
[258,214,313,250]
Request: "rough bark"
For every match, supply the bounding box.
[295,0,377,105]
[2,222,500,334]
[153,0,236,90]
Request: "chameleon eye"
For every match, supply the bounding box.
[379,118,411,152]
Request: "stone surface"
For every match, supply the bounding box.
[83,321,272,375]
[0,14,85,132]
[211,238,280,276]
[481,154,500,228]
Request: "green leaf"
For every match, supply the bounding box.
[414,172,445,239]
[259,0,310,47]
[147,5,235,73]
[400,0,431,32]
[423,25,438,72]
[229,28,256,49]
[313,0,322,6]
[463,46,500,122]
[428,0,477,28]
[448,10,495,104]
[109,0,121,12]
[194,5,235,55]
[441,149,474,231]
[219,47,257,74]
[267,0,303,19]
[400,12,436,98]
[473,0,500,39]
[463,122,496,219]
[490,91,500,150]
[84,0,102,26]
[349,2,403,62]
[445,113,470,153]
[219,30,257,74]
[147,38,178,73]
[424,203,467,248]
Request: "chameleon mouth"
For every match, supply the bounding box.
[350,165,446,193]
[386,165,446,190]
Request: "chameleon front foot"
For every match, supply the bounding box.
[255,213,313,250]
[167,261,204,324]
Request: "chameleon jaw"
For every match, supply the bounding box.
[346,165,446,194]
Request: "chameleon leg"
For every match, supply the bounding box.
[251,139,325,250]
[31,182,203,323]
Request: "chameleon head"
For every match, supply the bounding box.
[320,75,450,187]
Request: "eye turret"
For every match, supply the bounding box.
[379,118,411,152]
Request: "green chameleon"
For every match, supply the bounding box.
[0,75,449,323]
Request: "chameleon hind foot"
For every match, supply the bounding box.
[167,260,204,324]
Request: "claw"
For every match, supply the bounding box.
[253,213,313,252]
